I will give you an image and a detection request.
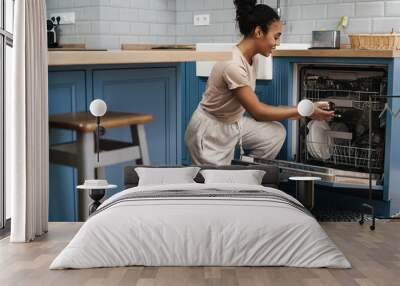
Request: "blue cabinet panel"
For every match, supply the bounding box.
[385,59,400,213]
[48,66,179,221]
[92,67,177,195]
[48,71,86,221]
[181,62,207,165]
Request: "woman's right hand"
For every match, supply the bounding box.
[310,101,335,121]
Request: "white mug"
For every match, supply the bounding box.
[297,99,315,117]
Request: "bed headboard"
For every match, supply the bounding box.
[123,165,280,189]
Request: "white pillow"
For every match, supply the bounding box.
[135,167,201,186]
[200,169,266,185]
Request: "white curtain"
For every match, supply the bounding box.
[7,0,49,242]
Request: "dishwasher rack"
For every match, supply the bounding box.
[304,140,384,170]
[302,88,386,112]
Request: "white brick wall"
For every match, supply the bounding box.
[176,0,400,44]
[47,0,400,48]
[46,0,176,49]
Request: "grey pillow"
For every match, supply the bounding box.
[200,169,266,185]
[135,167,201,186]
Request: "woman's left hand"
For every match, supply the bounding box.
[310,101,335,121]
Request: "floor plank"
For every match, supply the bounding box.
[0,221,399,286]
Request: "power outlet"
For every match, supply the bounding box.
[49,12,75,25]
[194,14,210,26]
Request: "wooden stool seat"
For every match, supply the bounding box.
[49,111,153,222]
[49,112,153,132]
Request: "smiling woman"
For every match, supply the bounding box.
[184,0,334,167]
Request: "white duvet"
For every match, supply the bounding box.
[50,183,351,269]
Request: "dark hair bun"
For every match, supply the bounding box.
[234,0,257,16]
[233,0,280,37]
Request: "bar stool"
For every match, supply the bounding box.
[49,111,153,221]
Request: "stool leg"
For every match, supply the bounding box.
[94,167,107,205]
[77,132,96,222]
[96,167,106,180]
[131,124,150,165]
[297,181,315,210]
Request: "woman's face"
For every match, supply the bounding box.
[256,21,282,57]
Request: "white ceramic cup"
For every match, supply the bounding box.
[297,99,315,117]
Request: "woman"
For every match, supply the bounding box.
[185,0,334,165]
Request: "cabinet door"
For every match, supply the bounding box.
[48,71,86,222]
[92,67,177,196]
[257,79,288,160]
[181,62,207,165]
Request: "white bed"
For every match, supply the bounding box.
[50,183,351,269]
[50,183,350,269]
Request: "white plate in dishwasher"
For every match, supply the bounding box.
[306,120,319,159]
[307,120,332,160]
[306,121,318,159]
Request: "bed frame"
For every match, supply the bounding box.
[123,165,280,189]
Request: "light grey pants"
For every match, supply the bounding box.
[185,106,287,165]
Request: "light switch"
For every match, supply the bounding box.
[194,14,210,26]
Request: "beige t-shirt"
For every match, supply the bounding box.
[200,46,258,123]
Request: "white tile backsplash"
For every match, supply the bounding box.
[177,0,400,44]
[373,17,400,33]
[356,2,385,17]
[130,23,150,35]
[347,18,372,33]
[301,5,327,20]
[47,0,176,49]
[386,1,400,16]
[327,3,355,18]
[46,0,400,48]
[119,8,139,22]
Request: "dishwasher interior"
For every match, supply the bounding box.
[296,65,387,187]
[247,64,389,189]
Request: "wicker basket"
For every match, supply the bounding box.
[349,33,400,50]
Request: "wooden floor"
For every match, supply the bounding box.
[0,222,399,286]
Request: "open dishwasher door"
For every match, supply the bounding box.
[237,156,383,191]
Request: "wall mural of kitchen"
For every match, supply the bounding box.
[3,0,400,284]
[45,0,400,223]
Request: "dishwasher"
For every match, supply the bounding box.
[237,63,400,225]
[259,64,388,188]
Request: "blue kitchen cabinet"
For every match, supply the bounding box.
[48,65,179,220]
[92,67,178,197]
[180,62,207,165]
[256,79,288,160]
[48,71,86,221]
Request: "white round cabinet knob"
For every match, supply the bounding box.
[297,99,315,117]
[89,99,107,117]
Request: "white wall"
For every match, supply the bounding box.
[46,0,176,49]
[46,0,400,49]
[176,0,400,44]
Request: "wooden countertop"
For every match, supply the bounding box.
[48,50,232,66]
[272,48,400,58]
[48,47,400,66]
